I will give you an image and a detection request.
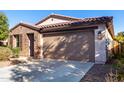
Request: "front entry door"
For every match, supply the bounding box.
[27,34,34,57]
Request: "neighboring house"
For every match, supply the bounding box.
[9,14,115,64]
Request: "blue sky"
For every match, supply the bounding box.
[1,10,124,35]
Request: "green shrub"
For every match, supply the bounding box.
[11,47,20,58]
[0,46,12,61]
[105,70,118,82]
[109,52,124,81]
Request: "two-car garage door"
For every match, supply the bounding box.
[43,30,95,62]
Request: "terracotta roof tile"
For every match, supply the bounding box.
[35,14,81,25]
[10,22,40,31]
[39,16,113,29]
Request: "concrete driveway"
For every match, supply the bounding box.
[0,60,94,82]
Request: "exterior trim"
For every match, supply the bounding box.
[41,26,98,33]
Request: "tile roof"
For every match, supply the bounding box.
[10,22,40,31]
[11,16,113,31]
[10,16,114,38]
[39,16,113,29]
[37,16,114,39]
[35,14,81,25]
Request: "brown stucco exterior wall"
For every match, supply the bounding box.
[9,25,95,62]
[43,30,95,62]
[9,25,42,58]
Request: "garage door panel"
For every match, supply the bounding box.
[43,31,94,62]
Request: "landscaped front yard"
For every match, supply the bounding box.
[81,52,124,82]
[0,46,13,67]
[80,64,116,82]
[0,46,124,82]
[0,46,21,67]
[0,46,94,82]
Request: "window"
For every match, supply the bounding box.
[10,35,13,48]
[14,35,20,47]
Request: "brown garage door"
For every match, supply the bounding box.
[43,30,95,62]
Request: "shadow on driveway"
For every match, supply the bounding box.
[10,61,94,82]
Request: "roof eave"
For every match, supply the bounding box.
[40,23,99,33]
[10,23,40,31]
[105,20,115,39]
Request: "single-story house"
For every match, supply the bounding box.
[9,14,115,64]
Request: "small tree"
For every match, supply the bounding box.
[115,32,124,52]
[0,12,9,40]
[115,32,124,43]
